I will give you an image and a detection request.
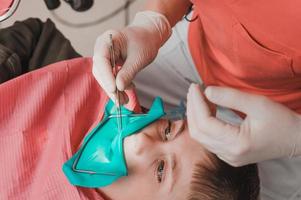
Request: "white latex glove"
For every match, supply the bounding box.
[187,84,301,166]
[93,11,171,102]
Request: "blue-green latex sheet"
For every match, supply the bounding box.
[63,97,165,188]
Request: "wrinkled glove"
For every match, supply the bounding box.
[187,84,301,167]
[93,11,171,102]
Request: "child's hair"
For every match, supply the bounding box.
[188,153,260,200]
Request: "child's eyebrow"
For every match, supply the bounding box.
[174,121,185,138]
[167,121,185,193]
[168,153,180,193]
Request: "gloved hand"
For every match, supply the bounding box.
[93,11,171,102]
[187,84,301,166]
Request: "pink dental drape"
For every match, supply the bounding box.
[0,57,140,200]
[0,0,13,15]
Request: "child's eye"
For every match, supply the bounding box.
[163,120,172,141]
[156,160,165,183]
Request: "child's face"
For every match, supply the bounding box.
[101,119,212,200]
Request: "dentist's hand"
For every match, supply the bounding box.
[93,11,171,101]
[187,84,301,166]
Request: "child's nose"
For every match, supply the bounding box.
[134,130,159,156]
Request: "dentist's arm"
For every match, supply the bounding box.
[92,0,191,101]
[187,84,301,166]
[145,0,192,27]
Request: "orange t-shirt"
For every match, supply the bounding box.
[188,0,301,113]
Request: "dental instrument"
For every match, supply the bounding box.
[109,34,123,133]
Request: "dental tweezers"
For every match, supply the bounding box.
[109,34,123,133]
